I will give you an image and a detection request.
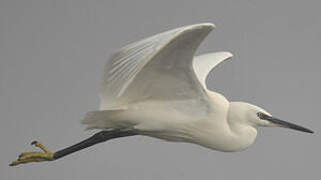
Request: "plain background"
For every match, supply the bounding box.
[1,0,320,179]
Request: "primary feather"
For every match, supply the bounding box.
[98,23,222,110]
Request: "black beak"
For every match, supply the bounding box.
[263,116,314,134]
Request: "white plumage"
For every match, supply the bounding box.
[82,23,313,152]
[9,23,314,167]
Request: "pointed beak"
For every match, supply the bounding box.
[263,116,314,133]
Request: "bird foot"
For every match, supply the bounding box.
[10,141,54,166]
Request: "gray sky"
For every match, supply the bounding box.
[1,0,320,179]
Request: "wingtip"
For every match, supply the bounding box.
[181,23,216,32]
[215,51,234,59]
[225,51,234,58]
[203,22,216,29]
[192,23,216,30]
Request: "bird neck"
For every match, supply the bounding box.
[190,121,257,152]
[223,101,258,151]
[227,122,258,151]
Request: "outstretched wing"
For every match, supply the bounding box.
[99,23,215,110]
[193,52,233,89]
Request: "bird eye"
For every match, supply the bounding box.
[257,112,267,119]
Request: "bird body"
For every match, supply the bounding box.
[81,23,312,152]
[84,90,258,152]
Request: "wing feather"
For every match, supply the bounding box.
[99,23,215,110]
[193,52,233,89]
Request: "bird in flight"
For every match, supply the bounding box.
[10,23,313,166]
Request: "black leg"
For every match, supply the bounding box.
[53,130,138,160]
[10,129,138,166]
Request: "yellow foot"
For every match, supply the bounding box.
[10,141,54,166]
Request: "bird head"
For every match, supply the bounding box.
[228,102,313,133]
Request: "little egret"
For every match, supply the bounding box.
[10,23,313,166]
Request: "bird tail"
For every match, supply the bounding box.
[81,109,126,130]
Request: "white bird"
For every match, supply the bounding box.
[10,23,313,166]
